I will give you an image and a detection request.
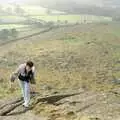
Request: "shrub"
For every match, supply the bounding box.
[10,28,18,38]
[0,29,9,39]
[0,28,19,40]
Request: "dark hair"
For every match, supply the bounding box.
[26,61,34,68]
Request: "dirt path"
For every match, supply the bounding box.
[0,111,47,120]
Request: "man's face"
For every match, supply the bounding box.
[26,65,32,72]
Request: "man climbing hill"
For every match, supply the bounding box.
[10,61,36,108]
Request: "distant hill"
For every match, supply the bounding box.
[23,0,120,8]
[1,0,120,17]
[22,0,120,17]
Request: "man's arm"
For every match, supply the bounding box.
[30,66,36,84]
[32,66,35,79]
[10,66,20,82]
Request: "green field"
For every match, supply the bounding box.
[22,5,112,23]
[0,24,29,30]
[0,14,112,25]
[0,16,26,23]
[31,15,112,23]
[0,5,112,25]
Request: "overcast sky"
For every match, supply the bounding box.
[0,0,103,4]
[0,0,119,7]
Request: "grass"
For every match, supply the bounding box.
[0,16,26,23]
[0,23,120,119]
[0,22,120,97]
[0,24,29,30]
[31,15,112,23]
[0,14,112,25]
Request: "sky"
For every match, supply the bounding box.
[0,0,25,3]
[0,0,119,7]
[0,0,103,4]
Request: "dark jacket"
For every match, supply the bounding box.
[11,63,35,83]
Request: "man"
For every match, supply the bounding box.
[10,61,35,108]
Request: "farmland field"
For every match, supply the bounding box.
[0,5,112,25]
[0,16,26,23]
[22,5,112,23]
[0,24,30,30]
[31,14,112,23]
[0,14,112,25]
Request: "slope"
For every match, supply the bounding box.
[0,23,120,120]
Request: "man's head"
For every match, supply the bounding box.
[26,61,34,72]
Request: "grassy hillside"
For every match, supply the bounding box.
[0,22,120,99]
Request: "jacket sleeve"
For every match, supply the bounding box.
[30,66,36,84]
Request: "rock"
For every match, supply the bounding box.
[66,111,75,116]
[0,78,4,83]
[111,79,120,84]
[52,91,59,94]
[111,88,120,95]
[90,118,101,120]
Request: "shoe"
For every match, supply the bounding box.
[22,103,29,108]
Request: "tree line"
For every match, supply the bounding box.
[0,29,18,40]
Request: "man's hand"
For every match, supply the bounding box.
[30,84,37,95]
[30,78,36,84]
[9,82,15,93]
[10,75,16,82]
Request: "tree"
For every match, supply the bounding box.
[112,16,120,21]
[46,9,52,15]
[57,20,61,23]
[0,29,19,40]
[0,29,10,39]
[65,20,68,24]
[46,21,54,27]
[75,21,79,25]
[10,29,18,38]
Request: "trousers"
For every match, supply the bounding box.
[19,80,30,105]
